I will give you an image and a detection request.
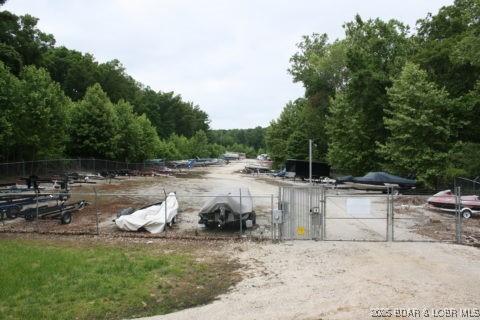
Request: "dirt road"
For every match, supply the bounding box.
[140,241,480,320]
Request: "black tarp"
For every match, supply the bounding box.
[352,172,416,187]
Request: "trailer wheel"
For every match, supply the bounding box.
[461,209,472,219]
[250,212,256,225]
[6,207,20,219]
[24,211,35,221]
[61,212,72,224]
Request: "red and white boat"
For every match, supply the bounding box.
[427,190,480,219]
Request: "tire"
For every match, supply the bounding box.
[462,209,472,219]
[6,207,20,219]
[250,212,256,225]
[61,212,72,224]
[24,210,35,221]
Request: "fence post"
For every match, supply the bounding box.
[391,189,395,242]
[35,188,39,233]
[239,188,243,235]
[321,187,326,241]
[94,187,99,235]
[270,194,274,241]
[164,192,168,234]
[455,186,463,244]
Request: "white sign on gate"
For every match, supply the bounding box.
[346,198,371,216]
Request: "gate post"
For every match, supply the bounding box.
[321,186,326,241]
[386,187,394,242]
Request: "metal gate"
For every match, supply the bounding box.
[274,186,325,240]
[273,186,467,243]
[273,186,393,241]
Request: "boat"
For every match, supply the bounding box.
[427,190,480,219]
[198,188,256,229]
[337,172,416,192]
[115,192,179,233]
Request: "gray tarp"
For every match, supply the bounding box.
[199,188,253,215]
[354,172,416,186]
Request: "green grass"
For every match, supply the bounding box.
[0,239,239,320]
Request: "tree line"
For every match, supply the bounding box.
[208,127,267,157]
[266,0,480,187]
[0,3,263,162]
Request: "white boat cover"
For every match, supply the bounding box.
[115,193,178,233]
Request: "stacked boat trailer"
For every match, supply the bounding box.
[0,176,87,225]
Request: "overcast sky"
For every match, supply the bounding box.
[4,0,453,129]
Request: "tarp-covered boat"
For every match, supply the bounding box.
[115,192,178,233]
[337,172,416,191]
[198,188,256,228]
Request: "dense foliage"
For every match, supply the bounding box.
[266,0,480,186]
[0,4,265,162]
[207,127,266,157]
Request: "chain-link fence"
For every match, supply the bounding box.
[1,175,478,244]
[0,186,276,240]
[0,158,169,180]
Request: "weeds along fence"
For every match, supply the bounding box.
[0,158,165,179]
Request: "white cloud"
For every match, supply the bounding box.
[4,0,453,128]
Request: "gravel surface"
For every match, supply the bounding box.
[139,241,480,320]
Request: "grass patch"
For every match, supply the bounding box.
[0,239,240,319]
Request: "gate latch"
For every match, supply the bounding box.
[310,207,320,214]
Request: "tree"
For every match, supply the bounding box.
[415,0,480,97]
[168,134,191,159]
[325,16,411,173]
[379,62,453,186]
[42,47,99,100]
[265,99,306,166]
[190,130,210,158]
[97,59,139,103]
[133,89,210,139]
[114,100,144,162]
[0,61,19,161]
[11,66,70,160]
[326,92,371,174]
[0,43,23,74]
[136,114,161,161]
[69,84,118,159]
[288,35,349,162]
[0,11,55,68]
[208,127,266,151]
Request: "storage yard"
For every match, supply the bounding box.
[1,160,480,320]
[2,160,479,244]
